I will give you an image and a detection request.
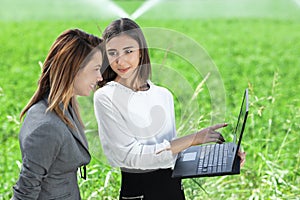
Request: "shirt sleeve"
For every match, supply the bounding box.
[94,92,176,170]
[12,123,62,200]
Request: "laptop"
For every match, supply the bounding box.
[172,88,249,179]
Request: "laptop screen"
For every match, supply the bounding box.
[233,89,249,150]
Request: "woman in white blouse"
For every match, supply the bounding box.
[94,18,245,200]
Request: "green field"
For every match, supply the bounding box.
[1,0,300,199]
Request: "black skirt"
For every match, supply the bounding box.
[119,168,185,200]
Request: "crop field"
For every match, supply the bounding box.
[0,0,300,199]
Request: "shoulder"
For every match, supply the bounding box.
[94,82,116,99]
[150,82,173,99]
[26,100,64,127]
[20,100,68,142]
[94,86,112,106]
[94,83,118,111]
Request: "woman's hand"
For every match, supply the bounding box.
[238,150,246,167]
[192,123,227,146]
[170,123,227,155]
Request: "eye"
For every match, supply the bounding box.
[125,49,133,54]
[108,51,118,57]
[94,65,101,71]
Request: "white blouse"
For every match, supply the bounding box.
[93,81,177,170]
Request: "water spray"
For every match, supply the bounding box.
[130,0,161,20]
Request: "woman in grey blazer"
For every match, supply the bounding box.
[12,29,104,199]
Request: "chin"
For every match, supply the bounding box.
[78,91,91,97]
[84,92,91,96]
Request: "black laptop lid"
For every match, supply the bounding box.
[233,88,249,155]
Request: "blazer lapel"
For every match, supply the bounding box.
[42,94,90,153]
[65,105,89,152]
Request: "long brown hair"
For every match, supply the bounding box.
[98,18,151,88]
[20,29,103,128]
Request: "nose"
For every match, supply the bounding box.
[97,71,103,82]
[116,55,126,66]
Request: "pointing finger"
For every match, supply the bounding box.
[210,123,228,131]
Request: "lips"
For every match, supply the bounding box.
[118,67,130,73]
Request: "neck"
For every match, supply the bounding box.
[115,77,148,91]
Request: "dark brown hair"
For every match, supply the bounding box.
[98,18,151,88]
[20,29,103,128]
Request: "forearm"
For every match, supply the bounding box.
[103,138,175,169]
[170,133,196,155]
[12,160,44,200]
[170,123,227,155]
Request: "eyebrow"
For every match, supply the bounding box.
[123,46,135,50]
[107,46,136,51]
[90,63,101,69]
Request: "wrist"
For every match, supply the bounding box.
[191,132,198,146]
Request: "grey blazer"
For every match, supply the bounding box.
[12,97,91,200]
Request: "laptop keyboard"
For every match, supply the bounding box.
[197,143,230,174]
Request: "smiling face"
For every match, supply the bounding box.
[106,34,140,86]
[73,50,103,96]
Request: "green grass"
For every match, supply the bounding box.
[1,18,300,200]
[1,0,300,199]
